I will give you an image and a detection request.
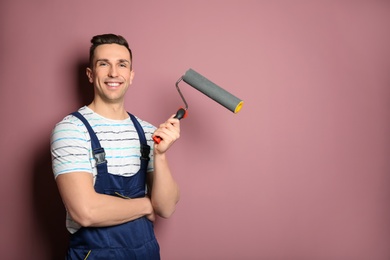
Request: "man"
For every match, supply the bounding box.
[51,34,180,259]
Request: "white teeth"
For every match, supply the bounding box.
[107,83,120,87]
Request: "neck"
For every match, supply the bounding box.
[88,101,128,120]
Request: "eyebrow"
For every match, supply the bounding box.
[95,59,131,64]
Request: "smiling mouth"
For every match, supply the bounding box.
[106,82,121,87]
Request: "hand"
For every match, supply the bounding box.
[146,210,156,222]
[152,115,180,154]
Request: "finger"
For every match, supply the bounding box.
[155,127,179,144]
[166,118,180,130]
[156,129,175,143]
[158,120,179,135]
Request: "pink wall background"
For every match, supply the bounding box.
[1,1,390,259]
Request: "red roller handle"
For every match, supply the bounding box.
[153,108,187,144]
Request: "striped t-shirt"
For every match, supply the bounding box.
[50,106,156,233]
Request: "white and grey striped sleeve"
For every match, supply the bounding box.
[50,116,93,179]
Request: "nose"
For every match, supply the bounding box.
[108,65,118,77]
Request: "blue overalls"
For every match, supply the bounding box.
[67,112,160,260]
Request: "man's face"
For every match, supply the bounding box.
[86,43,134,104]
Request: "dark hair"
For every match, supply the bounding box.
[89,33,133,68]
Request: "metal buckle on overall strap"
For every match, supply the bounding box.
[140,144,150,161]
[93,147,107,165]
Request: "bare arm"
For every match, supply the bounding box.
[149,116,181,218]
[56,171,154,227]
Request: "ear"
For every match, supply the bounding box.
[86,67,93,83]
[129,70,135,85]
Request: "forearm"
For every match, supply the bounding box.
[78,195,153,227]
[56,173,153,228]
[150,153,180,218]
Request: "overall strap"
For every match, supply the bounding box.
[71,112,107,165]
[128,113,150,162]
[71,111,150,164]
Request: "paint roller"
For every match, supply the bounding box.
[153,68,244,143]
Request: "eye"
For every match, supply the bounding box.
[97,61,108,67]
[119,63,128,68]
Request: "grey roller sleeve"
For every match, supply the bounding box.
[182,68,243,113]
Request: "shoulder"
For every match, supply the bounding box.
[133,116,156,131]
[130,115,157,139]
[51,107,90,142]
[54,106,96,128]
[129,115,156,147]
